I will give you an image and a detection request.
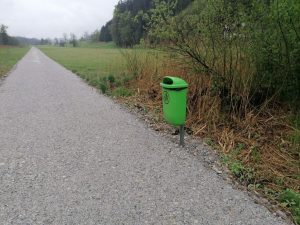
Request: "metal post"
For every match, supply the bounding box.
[179,125,185,146]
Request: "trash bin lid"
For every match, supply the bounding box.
[160,76,188,89]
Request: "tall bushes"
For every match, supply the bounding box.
[252,0,300,104]
[148,0,300,113]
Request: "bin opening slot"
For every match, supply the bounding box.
[163,77,173,85]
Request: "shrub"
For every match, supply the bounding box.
[88,78,99,87]
[107,74,116,83]
[98,82,108,94]
[148,0,300,112]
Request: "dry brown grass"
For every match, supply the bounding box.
[123,51,299,194]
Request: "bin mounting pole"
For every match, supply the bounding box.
[179,125,185,146]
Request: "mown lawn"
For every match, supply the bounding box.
[0,46,30,77]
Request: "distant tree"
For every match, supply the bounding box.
[82,31,90,41]
[59,39,66,47]
[111,9,136,47]
[8,37,19,46]
[63,33,68,46]
[69,33,78,47]
[99,20,113,42]
[108,0,192,47]
[90,30,100,42]
[47,38,52,45]
[40,38,51,45]
[111,1,149,47]
[0,24,9,45]
[54,38,59,46]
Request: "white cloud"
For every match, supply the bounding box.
[0,0,118,38]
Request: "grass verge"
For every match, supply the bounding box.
[0,45,30,77]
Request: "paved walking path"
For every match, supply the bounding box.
[0,48,289,225]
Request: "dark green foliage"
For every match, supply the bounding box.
[98,82,108,94]
[148,0,300,110]
[69,33,78,47]
[107,74,116,83]
[280,190,300,223]
[110,0,192,47]
[250,0,300,105]
[0,24,19,46]
[289,112,300,158]
[0,25,9,45]
[99,20,113,42]
[87,76,108,94]
[175,0,193,12]
[90,30,100,43]
[292,113,300,129]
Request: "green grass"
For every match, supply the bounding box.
[38,44,145,96]
[0,46,30,77]
[78,41,117,49]
[112,87,133,97]
[39,45,126,82]
[280,190,300,224]
[38,44,162,95]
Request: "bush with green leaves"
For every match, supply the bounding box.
[107,74,116,84]
[98,82,108,94]
[148,0,300,111]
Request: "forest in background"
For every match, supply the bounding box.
[0,24,41,46]
[0,24,19,46]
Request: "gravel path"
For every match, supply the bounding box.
[0,48,290,225]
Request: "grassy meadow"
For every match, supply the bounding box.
[39,43,125,79]
[0,46,30,77]
[39,43,165,96]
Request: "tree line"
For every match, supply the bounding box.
[98,0,192,46]
[0,24,49,46]
[36,0,192,47]
[0,25,19,46]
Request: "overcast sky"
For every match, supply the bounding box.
[0,0,119,39]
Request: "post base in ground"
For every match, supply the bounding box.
[179,125,185,146]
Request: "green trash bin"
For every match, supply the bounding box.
[160,76,188,126]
